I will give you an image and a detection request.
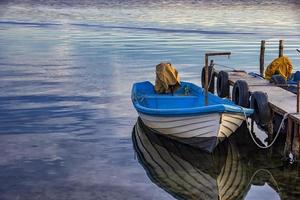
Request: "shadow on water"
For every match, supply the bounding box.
[132,118,300,200]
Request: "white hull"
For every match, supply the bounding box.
[139,112,245,139]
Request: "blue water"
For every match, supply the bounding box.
[0,0,300,199]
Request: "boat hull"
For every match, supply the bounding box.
[139,112,245,150]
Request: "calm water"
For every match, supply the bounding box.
[0,0,300,199]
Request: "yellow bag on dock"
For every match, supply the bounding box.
[264,56,293,80]
[155,63,180,93]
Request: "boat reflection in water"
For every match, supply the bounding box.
[132,118,300,200]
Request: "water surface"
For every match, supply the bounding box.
[0,0,300,199]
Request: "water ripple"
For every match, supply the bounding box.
[71,23,256,35]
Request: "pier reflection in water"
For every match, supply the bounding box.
[132,118,300,200]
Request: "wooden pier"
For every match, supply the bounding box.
[220,70,300,158]
[206,40,300,160]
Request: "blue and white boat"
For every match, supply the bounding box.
[131,81,253,150]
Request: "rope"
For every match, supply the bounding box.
[241,108,289,149]
[214,63,236,70]
[207,65,215,89]
[132,93,145,102]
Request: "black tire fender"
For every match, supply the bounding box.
[217,71,229,98]
[232,80,249,107]
[250,91,272,125]
[201,66,215,93]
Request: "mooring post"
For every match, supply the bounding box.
[260,40,265,77]
[292,123,300,159]
[279,40,284,57]
[297,81,300,113]
[292,81,300,159]
[284,117,293,159]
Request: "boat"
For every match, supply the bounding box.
[131,81,253,152]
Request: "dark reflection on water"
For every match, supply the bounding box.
[133,118,300,200]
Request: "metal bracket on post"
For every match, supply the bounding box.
[204,52,231,105]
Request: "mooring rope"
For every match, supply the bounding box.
[132,93,145,102]
[207,65,215,89]
[241,108,289,149]
[214,63,236,70]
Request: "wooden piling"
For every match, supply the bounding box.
[292,123,300,158]
[295,82,300,158]
[260,40,265,77]
[279,40,284,57]
[284,117,293,158]
[297,81,300,113]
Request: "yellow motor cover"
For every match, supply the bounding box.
[155,63,180,93]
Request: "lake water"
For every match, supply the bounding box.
[0,0,300,199]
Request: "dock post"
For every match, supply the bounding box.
[295,82,300,159]
[292,123,300,158]
[284,117,293,159]
[279,40,284,57]
[298,81,300,113]
[260,40,265,77]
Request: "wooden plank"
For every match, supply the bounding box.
[225,71,269,85]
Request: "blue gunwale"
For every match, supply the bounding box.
[132,81,253,117]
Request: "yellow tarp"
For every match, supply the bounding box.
[155,63,180,93]
[264,56,293,80]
